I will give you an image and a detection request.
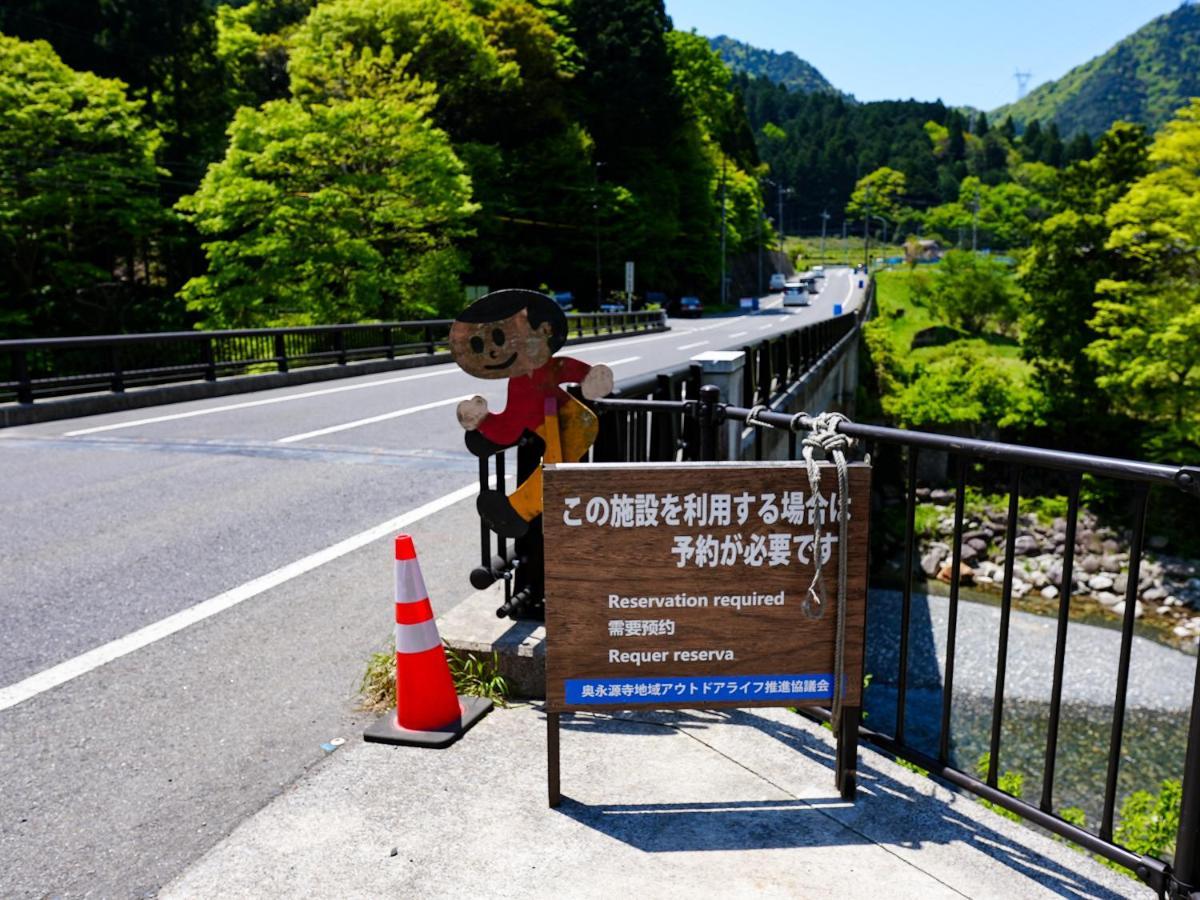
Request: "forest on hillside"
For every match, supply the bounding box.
[0,0,765,336]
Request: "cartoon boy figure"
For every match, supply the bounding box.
[450,289,613,538]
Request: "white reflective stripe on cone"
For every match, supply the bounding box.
[394,558,428,604]
[394,619,441,654]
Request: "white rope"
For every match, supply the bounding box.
[744,404,772,428]
[800,411,855,730]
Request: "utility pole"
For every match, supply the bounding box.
[757,193,764,295]
[777,184,786,256]
[862,187,872,270]
[819,209,830,262]
[593,160,604,307]
[719,156,728,306]
[972,187,980,252]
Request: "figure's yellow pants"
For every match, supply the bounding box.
[508,395,598,522]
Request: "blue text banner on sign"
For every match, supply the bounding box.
[565,674,834,705]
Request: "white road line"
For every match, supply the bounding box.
[0,480,483,713]
[277,395,470,443]
[729,331,748,338]
[605,356,641,366]
[758,324,775,330]
[63,369,456,436]
[677,341,709,350]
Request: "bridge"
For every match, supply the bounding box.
[1,268,1196,897]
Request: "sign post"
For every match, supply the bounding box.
[624,261,634,312]
[543,460,870,806]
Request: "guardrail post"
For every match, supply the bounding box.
[110,346,124,393]
[424,324,434,354]
[385,327,395,360]
[335,330,347,366]
[274,333,288,373]
[13,350,33,404]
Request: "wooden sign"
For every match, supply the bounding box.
[544,461,871,712]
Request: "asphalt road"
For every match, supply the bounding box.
[0,268,864,897]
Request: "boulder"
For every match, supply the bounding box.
[1112,600,1144,619]
[1041,585,1059,600]
[1088,574,1115,592]
[936,561,974,584]
[1095,591,1122,607]
[1112,573,1129,594]
[1014,534,1039,555]
[921,546,948,576]
[1100,554,1123,573]
[1080,555,1102,574]
[1142,586,1168,603]
[967,537,988,553]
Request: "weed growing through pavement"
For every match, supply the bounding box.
[357,643,509,713]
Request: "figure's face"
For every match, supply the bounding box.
[449,309,554,380]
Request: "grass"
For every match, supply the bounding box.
[357,643,509,712]
[786,233,906,268]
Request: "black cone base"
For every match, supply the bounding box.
[363,695,493,749]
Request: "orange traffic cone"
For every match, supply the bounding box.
[364,535,492,748]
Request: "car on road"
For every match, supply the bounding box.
[812,265,825,279]
[769,273,787,291]
[782,282,809,307]
[676,296,703,318]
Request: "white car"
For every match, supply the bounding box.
[769,273,787,291]
[782,282,810,307]
[812,265,825,279]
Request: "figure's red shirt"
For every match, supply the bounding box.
[477,356,592,446]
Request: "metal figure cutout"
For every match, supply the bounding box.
[450,289,612,538]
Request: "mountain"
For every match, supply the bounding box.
[992,3,1200,137]
[707,34,838,94]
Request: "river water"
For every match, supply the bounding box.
[863,589,1195,836]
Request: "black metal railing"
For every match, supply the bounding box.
[567,386,1200,897]
[0,310,667,405]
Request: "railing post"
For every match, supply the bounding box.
[424,324,434,354]
[274,333,288,373]
[1172,656,1200,896]
[110,346,124,393]
[385,327,395,360]
[335,330,347,366]
[696,384,721,462]
[203,338,217,382]
[13,350,33,404]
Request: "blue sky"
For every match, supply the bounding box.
[664,0,1181,110]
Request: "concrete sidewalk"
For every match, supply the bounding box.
[163,703,1135,899]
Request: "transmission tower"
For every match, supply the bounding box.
[1014,70,1032,100]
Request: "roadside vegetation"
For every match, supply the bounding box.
[358,644,509,712]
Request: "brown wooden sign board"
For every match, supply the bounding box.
[541,461,871,806]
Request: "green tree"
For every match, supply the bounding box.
[1018,122,1149,429]
[0,35,168,337]
[287,0,513,142]
[176,81,477,328]
[569,0,716,298]
[216,0,317,111]
[1086,100,1200,457]
[1,0,229,195]
[846,166,908,235]
[921,249,1018,332]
